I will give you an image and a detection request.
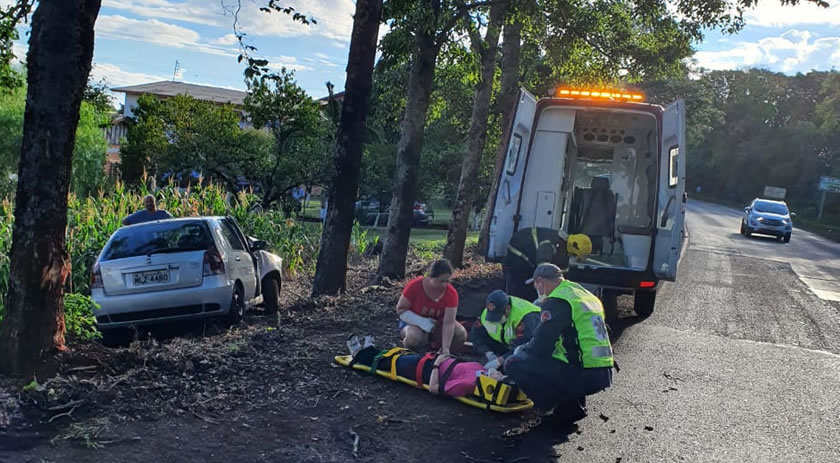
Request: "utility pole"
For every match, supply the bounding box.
[172,60,180,81]
[818,190,827,221]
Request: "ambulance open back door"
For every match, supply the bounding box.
[487,89,537,260]
[652,100,686,281]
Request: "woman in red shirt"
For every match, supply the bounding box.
[396,259,467,354]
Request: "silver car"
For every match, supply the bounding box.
[91,216,283,346]
[740,198,794,243]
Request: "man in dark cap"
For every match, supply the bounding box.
[504,263,613,422]
[471,289,541,371]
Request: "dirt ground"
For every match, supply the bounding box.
[0,251,633,463]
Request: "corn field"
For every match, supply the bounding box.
[0,181,324,327]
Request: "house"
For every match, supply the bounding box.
[104,81,250,172]
[104,80,341,174]
[112,81,248,118]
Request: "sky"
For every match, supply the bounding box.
[6,0,840,107]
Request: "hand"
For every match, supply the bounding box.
[434,353,449,367]
[483,358,501,370]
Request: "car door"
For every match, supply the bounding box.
[487,88,537,260]
[652,100,686,281]
[219,218,257,298]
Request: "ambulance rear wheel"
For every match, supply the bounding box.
[634,290,656,318]
[601,290,619,329]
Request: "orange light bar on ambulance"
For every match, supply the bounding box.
[556,88,645,101]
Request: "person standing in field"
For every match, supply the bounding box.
[122,195,173,226]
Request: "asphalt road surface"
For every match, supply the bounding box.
[536,200,840,462]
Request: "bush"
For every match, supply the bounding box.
[64,293,101,340]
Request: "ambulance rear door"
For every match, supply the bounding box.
[652,100,686,281]
[487,88,537,260]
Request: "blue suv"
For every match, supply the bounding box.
[741,198,793,243]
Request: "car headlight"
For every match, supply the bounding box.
[756,217,764,222]
[782,219,790,224]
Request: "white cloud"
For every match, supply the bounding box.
[95,15,235,57]
[103,0,357,42]
[11,41,26,64]
[694,29,840,73]
[233,0,355,42]
[90,62,168,88]
[267,55,313,72]
[210,33,239,46]
[101,0,223,27]
[744,2,840,28]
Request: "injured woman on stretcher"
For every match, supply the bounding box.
[346,334,506,397]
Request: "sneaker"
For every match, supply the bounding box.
[347,334,362,356]
[364,335,375,349]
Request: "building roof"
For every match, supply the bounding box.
[112,81,247,106]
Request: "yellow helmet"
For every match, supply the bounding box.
[567,234,592,259]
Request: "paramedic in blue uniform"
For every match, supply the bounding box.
[503,227,570,302]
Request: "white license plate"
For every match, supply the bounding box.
[133,270,170,286]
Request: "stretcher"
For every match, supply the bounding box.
[334,347,534,413]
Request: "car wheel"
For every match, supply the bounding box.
[740,221,745,235]
[744,226,752,237]
[262,276,281,314]
[100,328,129,348]
[783,233,791,243]
[634,290,656,318]
[225,284,246,325]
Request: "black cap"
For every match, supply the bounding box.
[484,289,509,323]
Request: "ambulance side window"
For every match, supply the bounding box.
[668,146,679,188]
[506,134,523,175]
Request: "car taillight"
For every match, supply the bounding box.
[203,247,225,276]
[639,281,656,288]
[91,264,103,289]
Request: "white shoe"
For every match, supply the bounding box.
[347,334,362,356]
[364,335,375,349]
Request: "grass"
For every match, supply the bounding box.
[362,226,480,259]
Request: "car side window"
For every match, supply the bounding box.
[220,219,246,251]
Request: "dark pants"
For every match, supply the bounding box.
[504,260,537,302]
[470,324,510,358]
[505,355,611,411]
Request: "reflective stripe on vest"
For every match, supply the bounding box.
[507,227,541,265]
[480,296,541,346]
[547,280,614,368]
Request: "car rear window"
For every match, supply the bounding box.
[101,221,214,261]
[754,201,789,215]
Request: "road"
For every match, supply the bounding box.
[687,200,840,302]
[523,200,840,462]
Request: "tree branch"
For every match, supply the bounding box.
[435,0,506,48]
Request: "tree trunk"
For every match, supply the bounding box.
[376,29,440,280]
[312,0,382,296]
[0,0,101,377]
[477,18,522,255]
[443,2,506,267]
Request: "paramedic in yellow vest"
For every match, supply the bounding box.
[471,290,541,371]
[504,263,613,420]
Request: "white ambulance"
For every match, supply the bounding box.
[486,88,687,316]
